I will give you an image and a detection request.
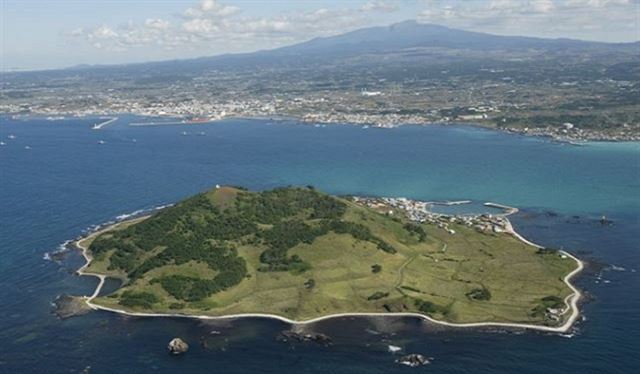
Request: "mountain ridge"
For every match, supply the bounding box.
[5,20,638,75]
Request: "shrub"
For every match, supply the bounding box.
[466,287,491,301]
[367,291,389,301]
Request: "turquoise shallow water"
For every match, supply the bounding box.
[0,115,638,373]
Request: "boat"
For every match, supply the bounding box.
[363,125,370,129]
[24,145,31,150]
[8,134,16,139]
[0,141,6,146]
[181,131,188,136]
[98,140,106,145]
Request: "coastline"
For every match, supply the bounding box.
[5,111,638,143]
[74,205,584,334]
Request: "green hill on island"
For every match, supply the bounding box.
[80,186,578,326]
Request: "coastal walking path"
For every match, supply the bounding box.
[75,209,584,334]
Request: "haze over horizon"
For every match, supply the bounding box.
[2,0,639,71]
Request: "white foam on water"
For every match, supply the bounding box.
[388,345,402,353]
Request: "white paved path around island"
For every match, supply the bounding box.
[75,205,584,334]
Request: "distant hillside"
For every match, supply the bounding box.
[5,20,638,78]
[271,20,624,56]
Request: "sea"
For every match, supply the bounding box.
[0,115,638,373]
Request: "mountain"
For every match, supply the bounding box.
[113,20,639,71]
[4,20,637,79]
[270,20,623,56]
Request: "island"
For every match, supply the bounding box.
[76,186,582,332]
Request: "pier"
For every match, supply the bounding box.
[483,202,519,216]
[92,117,118,130]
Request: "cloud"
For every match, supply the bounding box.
[565,0,632,7]
[68,27,84,37]
[183,18,218,34]
[68,0,638,54]
[184,0,240,18]
[360,1,399,12]
[91,25,118,40]
[71,0,395,52]
[145,18,171,30]
[418,0,638,40]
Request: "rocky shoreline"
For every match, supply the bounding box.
[52,294,91,319]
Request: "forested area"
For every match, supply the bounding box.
[88,187,398,303]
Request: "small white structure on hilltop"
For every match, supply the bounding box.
[563,122,574,129]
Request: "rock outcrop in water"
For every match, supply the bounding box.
[167,338,189,355]
[395,353,430,367]
[276,330,333,346]
[52,294,91,319]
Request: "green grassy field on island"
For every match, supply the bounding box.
[82,186,578,326]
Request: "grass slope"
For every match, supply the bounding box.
[83,186,577,326]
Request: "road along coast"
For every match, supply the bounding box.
[74,205,583,334]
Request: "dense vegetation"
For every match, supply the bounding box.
[403,223,427,242]
[90,186,396,303]
[414,298,450,316]
[119,291,159,309]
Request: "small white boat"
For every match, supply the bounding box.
[363,125,370,129]
[8,134,16,139]
[181,131,188,136]
[0,141,5,146]
[98,140,106,145]
[24,145,31,150]
[132,138,137,143]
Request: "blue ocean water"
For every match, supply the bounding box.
[0,115,638,373]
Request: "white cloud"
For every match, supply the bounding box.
[184,0,240,18]
[183,18,218,34]
[418,0,638,41]
[70,0,403,53]
[68,27,84,37]
[360,1,399,12]
[145,18,171,30]
[531,0,556,12]
[565,0,632,7]
[90,25,118,40]
[69,0,639,55]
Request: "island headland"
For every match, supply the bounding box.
[75,186,583,333]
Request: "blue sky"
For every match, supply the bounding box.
[2,0,638,71]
